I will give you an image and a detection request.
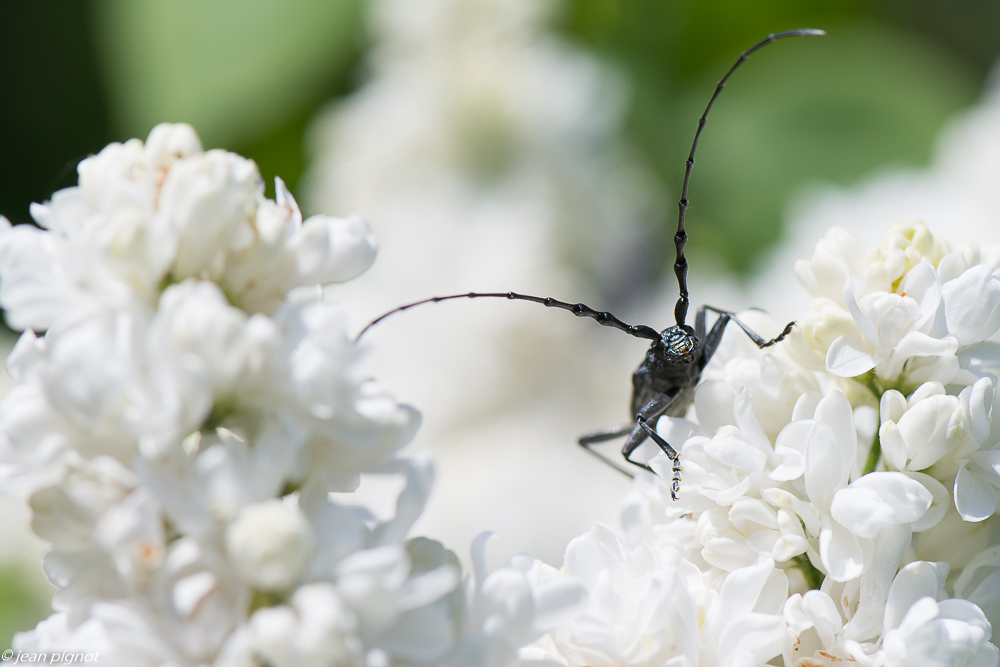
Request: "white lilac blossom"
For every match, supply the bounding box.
[0,123,376,328]
[6,115,1000,667]
[438,533,586,667]
[0,124,582,667]
[779,560,999,666]
[528,525,786,666]
[525,221,1000,665]
[792,223,1000,524]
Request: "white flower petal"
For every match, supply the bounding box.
[694,381,738,433]
[843,276,879,343]
[963,378,996,446]
[804,420,853,510]
[160,149,261,282]
[830,487,896,538]
[954,545,1000,633]
[881,420,908,471]
[902,471,950,533]
[894,394,964,470]
[770,423,806,481]
[704,433,768,471]
[819,516,865,582]
[761,487,821,537]
[291,213,377,286]
[783,590,842,652]
[943,264,1000,345]
[884,561,945,631]
[832,472,932,538]
[898,261,943,330]
[826,334,876,377]
[703,531,756,571]
[529,576,588,637]
[896,329,959,360]
[955,463,999,522]
[969,450,1000,486]
[880,389,907,425]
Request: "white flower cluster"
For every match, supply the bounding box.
[526,221,1000,666]
[7,123,1000,667]
[0,124,586,667]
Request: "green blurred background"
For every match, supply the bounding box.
[3,0,995,271]
[0,0,998,647]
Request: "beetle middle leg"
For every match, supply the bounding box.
[578,423,635,477]
[579,390,686,496]
[697,305,795,360]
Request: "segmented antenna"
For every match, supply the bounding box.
[356,292,660,342]
[356,29,824,341]
[672,28,824,328]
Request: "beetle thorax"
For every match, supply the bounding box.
[657,326,699,364]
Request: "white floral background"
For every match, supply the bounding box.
[4,0,1000,664]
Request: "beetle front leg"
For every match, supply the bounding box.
[621,391,683,500]
[637,418,682,500]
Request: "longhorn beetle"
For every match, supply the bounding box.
[356,29,821,500]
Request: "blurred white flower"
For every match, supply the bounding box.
[955,545,1000,635]
[225,499,316,591]
[444,533,586,667]
[4,124,568,667]
[303,0,652,566]
[530,523,791,666]
[246,584,364,667]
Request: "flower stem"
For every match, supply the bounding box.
[792,553,825,591]
[862,428,881,476]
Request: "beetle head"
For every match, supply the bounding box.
[657,326,698,364]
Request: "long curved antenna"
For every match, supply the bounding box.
[356,292,661,342]
[673,28,824,328]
